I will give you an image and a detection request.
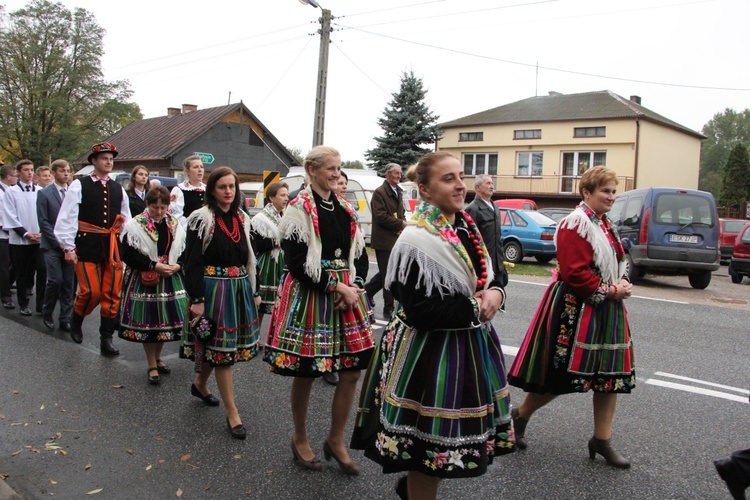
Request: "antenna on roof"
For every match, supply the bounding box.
[535,61,538,97]
[228,91,231,105]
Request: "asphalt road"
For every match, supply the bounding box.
[1,262,748,499]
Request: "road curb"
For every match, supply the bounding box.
[0,479,21,500]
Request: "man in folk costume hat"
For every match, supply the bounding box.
[55,142,131,355]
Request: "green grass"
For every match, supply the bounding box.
[506,262,554,277]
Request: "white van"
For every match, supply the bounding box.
[282,168,416,245]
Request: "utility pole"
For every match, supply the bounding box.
[312,9,332,148]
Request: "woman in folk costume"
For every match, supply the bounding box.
[170,155,206,228]
[351,152,514,500]
[118,186,187,385]
[180,167,261,440]
[264,146,373,474]
[508,165,635,468]
[249,181,289,323]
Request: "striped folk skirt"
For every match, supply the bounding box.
[117,267,188,343]
[263,261,374,377]
[256,251,284,316]
[180,266,260,368]
[350,309,516,478]
[508,279,636,394]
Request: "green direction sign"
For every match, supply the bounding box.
[194,152,214,164]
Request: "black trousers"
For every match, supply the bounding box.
[729,448,750,486]
[0,239,14,303]
[10,244,44,309]
[364,249,393,311]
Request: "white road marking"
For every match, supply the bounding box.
[508,279,689,304]
[653,372,749,394]
[503,345,519,356]
[645,379,749,403]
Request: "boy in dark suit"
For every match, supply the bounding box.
[38,159,75,331]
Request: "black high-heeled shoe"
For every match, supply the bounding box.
[290,440,322,471]
[190,383,220,406]
[226,418,246,440]
[511,407,529,450]
[147,367,160,385]
[588,436,631,468]
[323,440,360,475]
[156,359,171,374]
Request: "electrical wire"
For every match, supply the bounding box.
[338,25,750,92]
[331,41,390,96]
[339,0,449,19]
[255,37,315,111]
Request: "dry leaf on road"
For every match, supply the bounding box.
[126,449,134,455]
[85,464,91,470]
[180,454,191,461]
[176,488,183,497]
[86,488,103,495]
[111,385,124,389]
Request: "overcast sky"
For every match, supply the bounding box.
[3,0,749,164]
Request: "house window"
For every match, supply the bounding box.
[574,126,606,138]
[516,152,543,176]
[463,153,498,175]
[514,129,541,140]
[459,132,483,142]
[560,151,607,192]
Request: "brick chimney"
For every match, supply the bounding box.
[182,104,198,113]
[167,107,180,117]
[630,95,642,105]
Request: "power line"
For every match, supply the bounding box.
[338,25,750,92]
[255,37,315,111]
[337,0,556,30]
[339,0,449,19]
[330,41,390,96]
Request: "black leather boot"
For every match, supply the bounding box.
[511,407,529,450]
[99,317,119,356]
[588,436,631,468]
[70,313,84,344]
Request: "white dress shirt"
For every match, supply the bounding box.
[3,181,40,245]
[54,176,131,252]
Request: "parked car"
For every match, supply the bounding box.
[494,198,538,210]
[728,221,750,284]
[538,207,574,223]
[498,208,557,263]
[718,218,747,262]
[608,187,720,289]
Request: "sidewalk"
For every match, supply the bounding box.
[0,479,20,500]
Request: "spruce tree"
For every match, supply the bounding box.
[719,143,750,208]
[365,71,440,175]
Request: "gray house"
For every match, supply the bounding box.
[74,102,297,180]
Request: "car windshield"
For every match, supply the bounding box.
[523,210,556,226]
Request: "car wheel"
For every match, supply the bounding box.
[728,264,742,284]
[626,254,642,283]
[535,255,554,264]
[504,241,523,264]
[688,270,712,289]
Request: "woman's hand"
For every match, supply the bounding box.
[473,289,503,322]
[189,302,204,326]
[156,262,180,277]
[334,283,359,310]
[611,279,634,300]
[254,295,262,308]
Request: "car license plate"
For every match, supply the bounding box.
[669,234,698,244]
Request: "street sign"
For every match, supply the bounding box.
[194,152,214,164]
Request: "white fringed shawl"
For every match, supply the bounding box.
[278,187,365,281]
[120,213,185,265]
[385,201,493,298]
[555,204,627,284]
[186,206,257,291]
[250,203,282,262]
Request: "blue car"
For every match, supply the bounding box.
[498,208,557,264]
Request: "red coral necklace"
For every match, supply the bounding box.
[468,228,488,289]
[216,213,241,243]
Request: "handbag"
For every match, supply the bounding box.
[140,269,159,286]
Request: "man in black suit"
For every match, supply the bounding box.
[464,174,508,288]
[37,159,75,331]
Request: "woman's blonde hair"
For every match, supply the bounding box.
[304,146,340,183]
[579,165,618,197]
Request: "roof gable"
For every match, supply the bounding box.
[75,103,295,164]
[440,90,703,138]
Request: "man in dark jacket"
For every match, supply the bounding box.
[464,174,508,288]
[364,163,406,317]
